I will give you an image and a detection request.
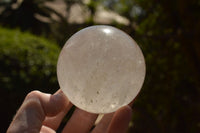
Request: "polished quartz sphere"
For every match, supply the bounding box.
[57,25,146,114]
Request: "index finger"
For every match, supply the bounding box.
[43,89,73,130]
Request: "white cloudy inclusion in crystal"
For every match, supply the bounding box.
[57,25,146,114]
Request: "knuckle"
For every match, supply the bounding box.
[26,90,41,99]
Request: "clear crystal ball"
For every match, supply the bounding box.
[57,25,146,114]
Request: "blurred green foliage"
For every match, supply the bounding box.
[0,27,60,91]
[0,0,200,132]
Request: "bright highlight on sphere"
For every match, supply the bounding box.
[57,25,146,114]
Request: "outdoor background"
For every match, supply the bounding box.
[0,0,200,132]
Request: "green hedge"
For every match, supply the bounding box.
[0,27,60,92]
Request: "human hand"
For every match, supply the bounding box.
[7,90,132,133]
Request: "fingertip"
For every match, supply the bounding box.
[107,105,133,133]
[115,105,133,123]
[122,105,133,116]
[45,90,70,116]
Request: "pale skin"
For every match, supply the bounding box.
[7,89,133,133]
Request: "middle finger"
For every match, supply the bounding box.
[62,108,98,133]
